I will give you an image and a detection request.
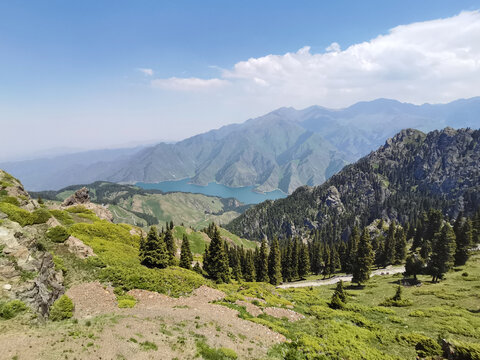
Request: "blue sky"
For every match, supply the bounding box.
[1,1,480,160]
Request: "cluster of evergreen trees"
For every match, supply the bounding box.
[139,208,479,286]
[139,222,177,268]
[405,209,479,282]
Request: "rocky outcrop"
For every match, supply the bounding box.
[62,187,90,206]
[59,187,114,222]
[65,236,95,259]
[0,218,65,317]
[18,252,64,316]
[81,203,114,222]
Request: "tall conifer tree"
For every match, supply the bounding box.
[352,228,374,286]
[179,234,193,269]
[268,237,282,285]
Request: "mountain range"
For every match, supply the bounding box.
[227,127,480,241]
[3,97,480,192]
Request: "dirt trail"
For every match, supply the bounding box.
[278,266,405,289]
[1,283,285,360]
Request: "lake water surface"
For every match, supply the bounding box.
[136,178,287,204]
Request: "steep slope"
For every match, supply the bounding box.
[2,97,480,192]
[227,128,480,240]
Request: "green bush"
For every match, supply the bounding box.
[0,202,50,226]
[66,205,95,214]
[117,294,137,308]
[397,333,442,358]
[101,266,208,297]
[49,210,74,226]
[139,341,158,351]
[49,295,74,321]
[0,300,27,319]
[449,339,480,360]
[196,340,238,359]
[46,226,70,243]
[0,196,20,206]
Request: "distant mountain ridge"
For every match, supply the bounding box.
[2,97,480,192]
[227,127,480,241]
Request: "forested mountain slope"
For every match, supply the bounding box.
[227,127,480,241]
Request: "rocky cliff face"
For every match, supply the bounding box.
[0,170,64,316]
[227,128,480,241]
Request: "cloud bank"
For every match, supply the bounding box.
[151,10,480,107]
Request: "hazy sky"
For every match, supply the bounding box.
[1,0,480,160]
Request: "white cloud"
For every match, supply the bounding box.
[326,42,341,53]
[151,77,228,91]
[151,11,480,108]
[137,68,154,76]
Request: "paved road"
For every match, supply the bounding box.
[277,266,405,289]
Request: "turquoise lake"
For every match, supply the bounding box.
[136,178,287,204]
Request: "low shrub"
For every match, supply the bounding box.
[49,210,74,226]
[66,206,95,214]
[49,295,74,321]
[0,196,20,206]
[117,295,137,308]
[448,339,480,360]
[46,226,70,243]
[409,310,428,317]
[0,203,50,226]
[0,300,27,319]
[139,341,158,351]
[397,333,442,358]
[196,340,238,359]
[101,266,208,297]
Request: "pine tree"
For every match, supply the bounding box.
[330,246,340,275]
[428,223,456,282]
[329,280,347,309]
[193,262,202,274]
[139,234,146,261]
[268,237,282,285]
[374,234,386,267]
[281,243,291,282]
[244,250,256,282]
[394,227,407,264]
[405,253,424,280]
[322,245,331,279]
[298,243,310,279]
[204,226,230,283]
[384,222,396,266]
[352,228,374,286]
[164,228,177,265]
[169,220,174,230]
[179,234,193,269]
[290,238,299,279]
[231,248,242,281]
[140,226,169,269]
[256,238,269,282]
[346,227,360,273]
[338,241,348,272]
[455,219,473,266]
[203,245,211,275]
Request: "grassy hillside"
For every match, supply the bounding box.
[32,181,249,230]
[172,225,257,256]
[217,251,480,359]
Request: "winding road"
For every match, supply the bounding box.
[278,265,405,289]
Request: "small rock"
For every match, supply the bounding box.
[65,236,95,259]
[3,284,12,291]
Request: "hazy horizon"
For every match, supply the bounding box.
[2,1,480,160]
